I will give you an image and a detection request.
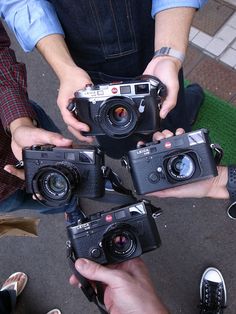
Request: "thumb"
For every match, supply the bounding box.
[75,259,118,287]
[4,165,25,180]
[37,129,73,147]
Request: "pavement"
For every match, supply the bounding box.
[0,1,236,313]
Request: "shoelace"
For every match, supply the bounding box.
[199,281,226,314]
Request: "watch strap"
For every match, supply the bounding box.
[153,47,185,63]
[226,165,236,201]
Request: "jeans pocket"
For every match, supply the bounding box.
[88,71,135,84]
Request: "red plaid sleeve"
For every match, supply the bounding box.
[0,21,37,130]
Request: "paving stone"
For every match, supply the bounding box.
[192,0,234,36]
[226,11,236,28]
[186,56,236,101]
[184,45,204,76]
[189,27,199,41]
[223,0,236,8]
[216,24,236,43]
[220,47,236,66]
[205,37,229,56]
[192,31,213,49]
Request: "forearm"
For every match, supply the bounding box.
[154,7,195,54]
[207,166,229,200]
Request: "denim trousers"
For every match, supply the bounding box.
[0,289,16,314]
[0,101,76,214]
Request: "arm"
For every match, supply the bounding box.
[0,21,72,179]
[144,1,207,119]
[36,34,94,143]
[70,258,169,314]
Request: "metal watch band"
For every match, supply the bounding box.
[226,165,236,201]
[153,47,185,63]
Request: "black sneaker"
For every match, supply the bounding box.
[185,83,205,125]
[199,267,227,314]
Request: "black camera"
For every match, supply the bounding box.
[124,129,222,194]
[23,144,105,207]
[67,200,161,265]
[67,76,166,139]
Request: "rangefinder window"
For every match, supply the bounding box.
[120,85,131,94]
[135,83,149,94]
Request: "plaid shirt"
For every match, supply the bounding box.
[0,20,37,201]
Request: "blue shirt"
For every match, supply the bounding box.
[0,0,207,52]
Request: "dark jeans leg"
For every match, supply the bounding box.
[0,290,16,314]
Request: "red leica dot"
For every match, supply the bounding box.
[111,87,118,94]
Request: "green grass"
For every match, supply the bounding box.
[192,89,236,165]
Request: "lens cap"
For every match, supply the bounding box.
[227,201,236,220]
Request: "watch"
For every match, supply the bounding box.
[226,165,236,201]
[153,47,185,64]
[226,166,236,219]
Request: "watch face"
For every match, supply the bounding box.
[227,201,236,219]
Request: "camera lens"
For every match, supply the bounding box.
[47,173,68,194]
[99,97,139,138]
[104,229,136,258]
[167,154,195,180]
[34,163,80,205]
[110,106,129,125]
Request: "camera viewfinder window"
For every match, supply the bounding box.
[115,210,126,220]
[120,85,131,94]
[135,84,149,94]
[188,130,205,146]
[65,152,76,161]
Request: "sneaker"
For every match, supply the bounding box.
[185,83,205,125]
[199,267,227,314]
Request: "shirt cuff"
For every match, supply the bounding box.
[152,0,208,17]
[5,1,64,52]
[0,89,37,131]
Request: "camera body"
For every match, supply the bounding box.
[67,200,161,265]
[67,76,166,139]
[23,144,105,207]
[125,129,219,194]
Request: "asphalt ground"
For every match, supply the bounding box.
[0,26,236,314]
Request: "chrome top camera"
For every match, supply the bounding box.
[124,129,223,195]
[23,144,105,207]
[67,199,161,265]
[67,76,166,139]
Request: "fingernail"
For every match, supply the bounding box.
[76,259,89,271]
[4,166,11,173]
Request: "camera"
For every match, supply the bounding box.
[67,76,166,139]
[124,129,222,194]
[67,200,161,265]
[23,144,105,207]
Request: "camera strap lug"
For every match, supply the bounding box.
[210,143,224,165]
[66,241,108,314]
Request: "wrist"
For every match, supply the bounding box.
[153,47,184,69]
[9,117,35,135]
[207,166,229,199]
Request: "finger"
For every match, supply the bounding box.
[36,129,73,147]
[175,128,185,135]
[152,131,165,141]
[137,140,145,148]
[75,258,125,287]
[62,110,90,132]
[4,165,25,180]
[69,274,79,286]
[161,129,174,138]
[160,84,179,119]
[67,126,94,143]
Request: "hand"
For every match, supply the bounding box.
[57,65,95,143]
[143,57,181,119]
[70,258,169,314]
[150,128,229,199]
[4,121,72,181]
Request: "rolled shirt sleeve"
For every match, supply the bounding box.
[0,0,64,52]
[152,0,208,17]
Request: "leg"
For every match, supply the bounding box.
[0,291,15,314]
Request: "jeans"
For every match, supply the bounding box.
[0,290,16,314]
[0,101,76,214]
